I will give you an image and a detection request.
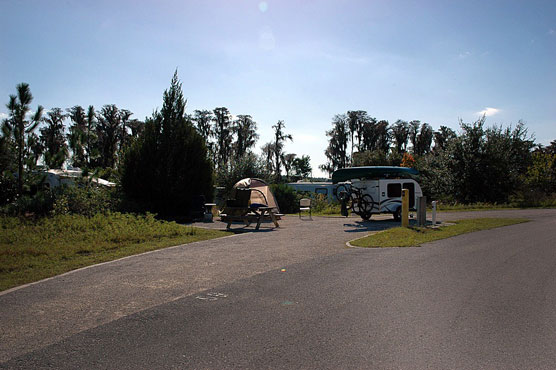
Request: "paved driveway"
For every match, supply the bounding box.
[1,209,554,363]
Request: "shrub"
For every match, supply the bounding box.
[310,193,341,214]
[0,184,122,217]
[270,183,299,214]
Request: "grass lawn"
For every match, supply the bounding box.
[349,218,528,248]
[0,213,231,291]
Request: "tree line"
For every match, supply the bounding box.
[321,110,556,204]
[0,74,313,216]
[190,109,310,182]
[0,83,144,197]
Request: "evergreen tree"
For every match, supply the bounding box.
[375,120,390,153]
[122,71,213,218]
[320,114,349,175]
[233,115,259,159]
[391,120,409,154]
[414,123,433,156]
[282,153,296,179]
[292,155,312,179]
[272,120,292,180]
[212,107,233,170]
[409,120,421,153]
[433,126,456,152]
[2,83,43,194]
[261,142,275,174]
[192,109,213,142]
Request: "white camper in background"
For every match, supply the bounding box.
[286,181,336,200]
[41,169,115,189]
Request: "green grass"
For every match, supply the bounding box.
[433,199,556,212]
[349,218,528,248]
[432,202,521,212]
[0,213,231,291]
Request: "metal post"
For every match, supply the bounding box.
[417,196,427,227]
[401,189,409,228]
[431,201,437,226]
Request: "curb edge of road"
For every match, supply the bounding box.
[346,230,386,249]
[0,232,241,297]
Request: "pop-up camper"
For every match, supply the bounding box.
[332,166,423,221]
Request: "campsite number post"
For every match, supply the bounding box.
[401,189,409,227]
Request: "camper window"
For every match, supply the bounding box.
[387,183,402,198]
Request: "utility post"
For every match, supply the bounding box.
[401,189,409,228]
[417,196,427,227]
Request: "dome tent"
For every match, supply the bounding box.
[231,178,280,213]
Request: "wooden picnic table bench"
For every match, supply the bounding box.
[220,206,280,230]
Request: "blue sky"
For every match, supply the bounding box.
[1,0,555,177]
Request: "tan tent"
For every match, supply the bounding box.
[232,178,280,213]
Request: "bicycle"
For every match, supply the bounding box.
[335,182,377,220]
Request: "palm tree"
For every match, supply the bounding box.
[96,104,122,169]
[40,107,68,168]
[85,105,97,167]
[67,105,87,167]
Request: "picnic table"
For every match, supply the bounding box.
[220,206,280,230]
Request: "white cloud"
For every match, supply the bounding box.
[549,29,555,35]
[458,51,471,59]
[0,112,8,120]
[476,107,500,117]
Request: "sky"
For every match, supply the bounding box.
[1,0,555,177]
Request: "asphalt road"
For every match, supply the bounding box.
[2,209,556,369]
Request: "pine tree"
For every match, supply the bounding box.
[122,71,213,218]
[2,83,43,195]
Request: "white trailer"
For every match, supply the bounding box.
[332,166,423,221]
[286,181,336,200]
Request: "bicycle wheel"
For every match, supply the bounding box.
[358,194,375,220]
[349,192,360,214]
[335,184,350,202]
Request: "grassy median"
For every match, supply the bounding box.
[0,213,231,291]
[349,218,528,248]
